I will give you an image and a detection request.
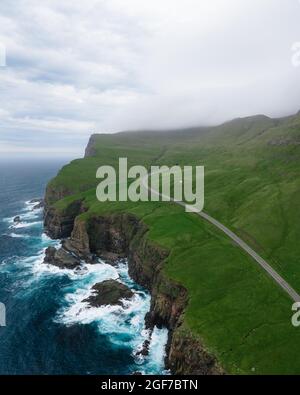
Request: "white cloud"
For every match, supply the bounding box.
[0,0,299,155]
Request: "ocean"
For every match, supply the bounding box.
[0,159,168,375]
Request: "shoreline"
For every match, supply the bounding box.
[44,199,223,375]
[2,196,169,374]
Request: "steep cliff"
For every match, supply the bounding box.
[84,134,98,157]
[44,199,86,239]
[40,111,300,375]
[43,201,223,375]
[168,325,222,375]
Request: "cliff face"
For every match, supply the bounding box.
[44,183,72,208]
[44,199,85,239]
[84,134,98,157]
[44,200,223,375]
[168,326,222,375]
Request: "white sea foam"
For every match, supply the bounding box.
[146,326,169,373]
[56,286,151,347]
[2,216,15,225]
[37,258,118,279]
[2,199,169,374]
[53,261,151,349]
[41,233,51,242]
[51,260,168,373]
[19,210,41,221]
[3,204,41,225]
[8,233,30,238]
[10,220,42,229]
[51,260,171,374]
[24,200,41,210]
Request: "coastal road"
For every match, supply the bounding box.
[142,172,300,303]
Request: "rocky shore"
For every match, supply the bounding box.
[43,194,223,375]
[82,280,134,307]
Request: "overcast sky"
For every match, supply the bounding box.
[0,0,300,157]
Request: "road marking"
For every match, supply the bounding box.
[143,172,300,302]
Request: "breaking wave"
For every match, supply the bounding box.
[0,198,168,375]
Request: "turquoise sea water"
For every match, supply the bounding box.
[0,159,168,375]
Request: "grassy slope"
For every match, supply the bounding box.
[48,113,300,374]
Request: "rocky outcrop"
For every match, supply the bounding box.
[29,198,42,204]
[87,215,131,257]
[145,272,188,330]
[84,134,98,157]
[168,325,223,375]
[141,270,223,373]
[136,338,151,357]
[63,217,91,259]
[30,198,44,210]
[66,213,168,291]
[83,280,134,307]
[44,199,86,239]
[44,183,72,208]
[128,227,168,291]
[13,216,21,223]
[44,204,222,374]
[44,246,81,269]
[33,201,44,210]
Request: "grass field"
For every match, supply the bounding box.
[47,112,300,374]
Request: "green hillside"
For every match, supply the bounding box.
[47,112,300,374]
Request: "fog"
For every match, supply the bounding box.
[0,0,299,156]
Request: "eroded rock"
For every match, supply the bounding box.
[33,200,44,210]
[44,246,81,270]
[29,198,43,204]
[83,280,134,307]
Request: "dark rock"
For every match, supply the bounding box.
[84,134,98,157]
[98,251,125,266]
[44,199,85,239]
[136,339,151,357]
[83,280,134,307]
[84,213,166,290]
[43,202,224,374]
[32,200,44,210]
[64,217,90,258]
[62,239,95,263]
[168,326,224,375]
[13,216,21,223]
[44,246,81,270]
[87,215,130,256]
[30,198,43,204]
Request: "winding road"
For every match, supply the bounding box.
[142,172,300,303]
